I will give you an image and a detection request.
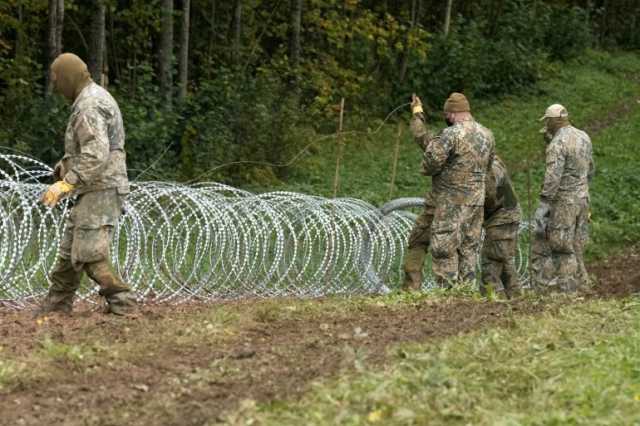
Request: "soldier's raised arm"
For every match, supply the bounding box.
[409,94,438,150]
[63,109,110,189]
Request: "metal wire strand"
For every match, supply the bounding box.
[0,153,530,308]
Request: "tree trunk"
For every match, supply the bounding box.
[207,0,217,64]
[56,0,64,53]
[289,0,302,68]
[443,0,453,36]
[46,0,57,95]
[159,0,174,107]
[16,3,24,58]
[232,0,242,64]
[46,0,64,95]
[399,0,418,83]
[178,0,190,102]
[89,0,106,83]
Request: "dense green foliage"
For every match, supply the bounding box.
[1,0,638,183]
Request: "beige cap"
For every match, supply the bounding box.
[444,92,471,113]
[539,104,568,121]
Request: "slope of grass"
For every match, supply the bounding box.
[264,50,640,258]
[235,296,640,425]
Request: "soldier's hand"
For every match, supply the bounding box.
[533,201,551,237]
[52,161,66,182]
[41,180,75,208]
[411,93,423,115]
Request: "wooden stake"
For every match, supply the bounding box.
[332,98,345,199]
[526,147,533,289]
[389,122,403,199]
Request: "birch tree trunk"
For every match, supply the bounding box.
[443,0,453,36]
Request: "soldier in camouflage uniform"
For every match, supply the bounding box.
[532,104,594,292]
[38,53,136,315]
[481,156,522,298]
[403,93,495,288]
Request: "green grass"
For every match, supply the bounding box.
[235,296,640,425]
[263,50,640,258]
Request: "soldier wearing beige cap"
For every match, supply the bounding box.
[532,103,594,292]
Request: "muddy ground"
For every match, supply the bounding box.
[0,249,638,426]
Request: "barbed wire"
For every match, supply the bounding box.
[0,151,530,309]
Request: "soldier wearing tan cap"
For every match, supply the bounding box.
[532,104,594,291]
[404,92,495,289]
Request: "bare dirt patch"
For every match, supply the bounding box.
[0,297,545,426]
[0,249,637,426]
[588,245,640,297]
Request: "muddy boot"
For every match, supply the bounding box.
[34,290,74,317]
[35,257,82,317]
[85,260,136,315]
[402,271,423,291]
[101,290,137,316]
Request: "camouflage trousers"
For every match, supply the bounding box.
[531,197,589,292]
[403,202,483,288]
[44,190,132,312]
[480,223,520,297]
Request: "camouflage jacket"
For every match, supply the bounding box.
[484,156,521,227]
[411,115,495,206]
[541,125,594,203]
[61,82,129,195]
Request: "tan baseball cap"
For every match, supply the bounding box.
[539,104,568,121]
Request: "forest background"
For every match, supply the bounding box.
[0,0,638,187]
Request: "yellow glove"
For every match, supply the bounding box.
[411,93,423,114]
[41,180,75,208]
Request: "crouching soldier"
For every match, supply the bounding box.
[481,156,522,298]
[37,53,136,315]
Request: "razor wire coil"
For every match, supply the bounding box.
[0,152,530,308]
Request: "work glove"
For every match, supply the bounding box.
[41,180,75,208]
[533,201,551,237]
[52,161,66,181]
[411,94,423,115]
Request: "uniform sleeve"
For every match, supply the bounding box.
[64,108,110,187]
[540,140,565,201]
[409,112,437,150]
[421,129,453,176]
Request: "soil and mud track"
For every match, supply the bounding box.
[1,249,638,426]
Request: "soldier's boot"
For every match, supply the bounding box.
[85,260,136,315]
[555,253,578,293]
[403,271,423,291]
[501,263,521,299]
[35,257,81,316]
[402,246,426,291]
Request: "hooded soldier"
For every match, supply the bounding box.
[38,53,135,315]
[403,93,495,289]
[532,104,594,291]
